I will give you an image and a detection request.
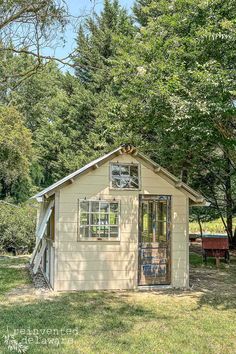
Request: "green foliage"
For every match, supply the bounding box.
[0,105,33,201]
[112,0,236,237]
[0,202,36,254]
[0,0,236,248]
[74,0,134,90]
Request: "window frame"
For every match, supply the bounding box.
[109,162,141,190]
[78,199,121,241]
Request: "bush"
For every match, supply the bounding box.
[0,202,36,254]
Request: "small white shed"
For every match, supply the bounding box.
[30,144,206,291]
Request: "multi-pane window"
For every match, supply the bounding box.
[79,200,120,240]
[111,163,139,189]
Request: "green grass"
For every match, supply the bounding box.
[0,257,236,353]
[190,252,219,267]
[0,256,30,298]
[189,217,236,234]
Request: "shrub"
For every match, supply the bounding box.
[0,202,36,254]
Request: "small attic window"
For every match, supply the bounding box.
[110,163,140,189]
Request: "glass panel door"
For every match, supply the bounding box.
[138,195,171,285]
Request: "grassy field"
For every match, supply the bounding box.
[189,217,236,234]
[0,255,236,354]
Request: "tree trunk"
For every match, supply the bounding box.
[181,166,188,184]
[225,155,234,245]
[197,214,203,237]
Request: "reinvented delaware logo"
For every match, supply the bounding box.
[3,334,28,353]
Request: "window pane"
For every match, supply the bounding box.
[120,165,129,176]
[112,178,120,188]
[120,178,129,188]
[130,166,139,188]
[100,212,109,225]
[100,226,109,238]
[157,221,166,242]
[91,201,99,212]
[110,226,118,238]
[80,213,89,225]
[148,202,154,242]
[80,226,89,238]
[130,177,139,188]
[80,201,89,212]
[141,202,149,242]
[157,201,167,221]
[110,212,118,225]
[130,165,138,177]
[91,213,99,225]
[110,203,119,212]
[100,202,109,212]
[111,164,120,176]
[91,226,100,238]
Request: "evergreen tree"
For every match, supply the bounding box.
[74,0,134,91]
[133,0,153,26]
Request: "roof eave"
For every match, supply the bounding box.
[31,144,205,203]
[31,146,123,200]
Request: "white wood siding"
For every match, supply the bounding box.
[55,153,189,290]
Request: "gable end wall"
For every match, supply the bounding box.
[53,153,189,291]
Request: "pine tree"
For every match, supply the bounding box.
[133,0,153,26]
[74,0,134,91]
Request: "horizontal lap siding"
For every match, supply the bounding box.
[55,153,189,290]
[58,232,138,243]
[57,279,135,291]
[58,270,137,281]
[58,242,138,253]
[58,260,136,272]
[58,251,137,262]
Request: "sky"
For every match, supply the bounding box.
[48,0,134,60]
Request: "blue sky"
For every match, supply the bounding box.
[49,0,134,59]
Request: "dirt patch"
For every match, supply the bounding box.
[189,242,236,302]
[2,257,53,303]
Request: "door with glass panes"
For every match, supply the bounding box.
[138,195,171,285]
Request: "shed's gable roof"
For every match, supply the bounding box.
[32,144,205,204]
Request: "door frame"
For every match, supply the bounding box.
[138,194,172,286]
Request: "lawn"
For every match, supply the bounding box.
[0,255,236,354]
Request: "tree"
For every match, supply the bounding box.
[74,0,134,91]
[133,0,153,26]
[0,0,69,88]
[111,0,236,241]
[0,105,33,201]
[0,202,36,254]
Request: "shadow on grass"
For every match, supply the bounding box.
[0,291,171,353]
[196,291,236,311]
[189,252,236,310]
[195,267,236,310]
